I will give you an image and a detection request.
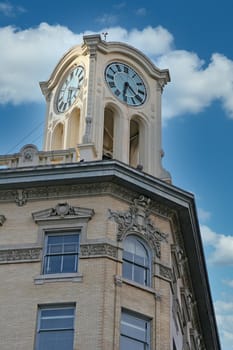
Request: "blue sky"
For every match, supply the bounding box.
[0,0,233,348]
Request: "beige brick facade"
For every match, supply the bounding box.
[0,172,221,349]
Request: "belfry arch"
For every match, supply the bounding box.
[51,123,64,150]
[129,115,147,169]
[66,108,81,149]
[102,105,122,160]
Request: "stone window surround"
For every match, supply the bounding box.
[32,202,94,284]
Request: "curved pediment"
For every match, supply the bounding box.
[32,202,94,223]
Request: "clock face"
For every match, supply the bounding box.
[56,65,84,113]
[105,62,147,106]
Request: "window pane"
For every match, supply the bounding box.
[120,311,150,350]
[134,265,146,285]
[120,335,145,350]
[135,240,147,258]
[40,308,74,330]
[41,308,74,318]
[44,255,62,274]
[122,260,133,280]
[41,317,74,330]
[64,243,78,253]
[121,314,147,341]
[37,330,74,350]
[64,235,79,243]
[123,250,133,262]
[48,243,63,254]
[134,253,146,266]
[62,255,77,273]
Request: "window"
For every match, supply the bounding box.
[120,310,150,350]
[43,233,79,274]
[36,305,75,350]
[122,235,150,286]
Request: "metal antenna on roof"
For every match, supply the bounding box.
[102,32,108,41]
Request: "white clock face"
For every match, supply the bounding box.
[56,65,84,113]
[105,62,147,106]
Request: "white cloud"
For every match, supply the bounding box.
[0,23,82,104]
[214,300,233,349]
[95,14,118,26]
[136,8,147,16]
[157,50,233,119]
[197,208,211,222]
[201,225,233,265]
[1,23,233,121]
[101,25,173,56]
[0,2,25,16]
[223,280,233,288]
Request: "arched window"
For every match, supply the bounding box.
[103,108,114,159]
[52,123,64,150]
[66,108,81,149]
[122,235,150,286]
[129,119,140,167]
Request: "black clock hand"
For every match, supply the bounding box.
[123,82,128,96]
[127,84,136,96]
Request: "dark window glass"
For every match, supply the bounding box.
[43,234,79,274]
[36,306,75,350]
[120,310,150,350]
[123,236,150,286]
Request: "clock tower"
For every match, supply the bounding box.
[40,34,171,181]
[0,34,221,350]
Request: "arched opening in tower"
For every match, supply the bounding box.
[67,108,81,149]
[52,123,64,150]
[103,108,114,159]
[129,119,140,167]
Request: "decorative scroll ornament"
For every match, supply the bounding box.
[108,195,168,258]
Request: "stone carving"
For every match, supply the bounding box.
[19,144,39,166]
[83,116,92,143]
[0,243,117,264]
[32,202,94,222]
[0,215,6,226]
[159,264,172,280]
[80,243,118,259]
[15,189,27,206]
[108,195,168,258]
[0,182,173,221]
[0,247,41,263]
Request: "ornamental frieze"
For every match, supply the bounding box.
[0,183,173,219]
[0,243,118,264]
[0,247,41,263]
[80,243,118,259]
[108,195,168,258]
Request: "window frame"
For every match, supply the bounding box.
[43,231,80,275]
[120,309,151,350]
[35,304,75,350]
[122,234,151,287]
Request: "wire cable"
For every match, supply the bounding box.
[6,121,44,154]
